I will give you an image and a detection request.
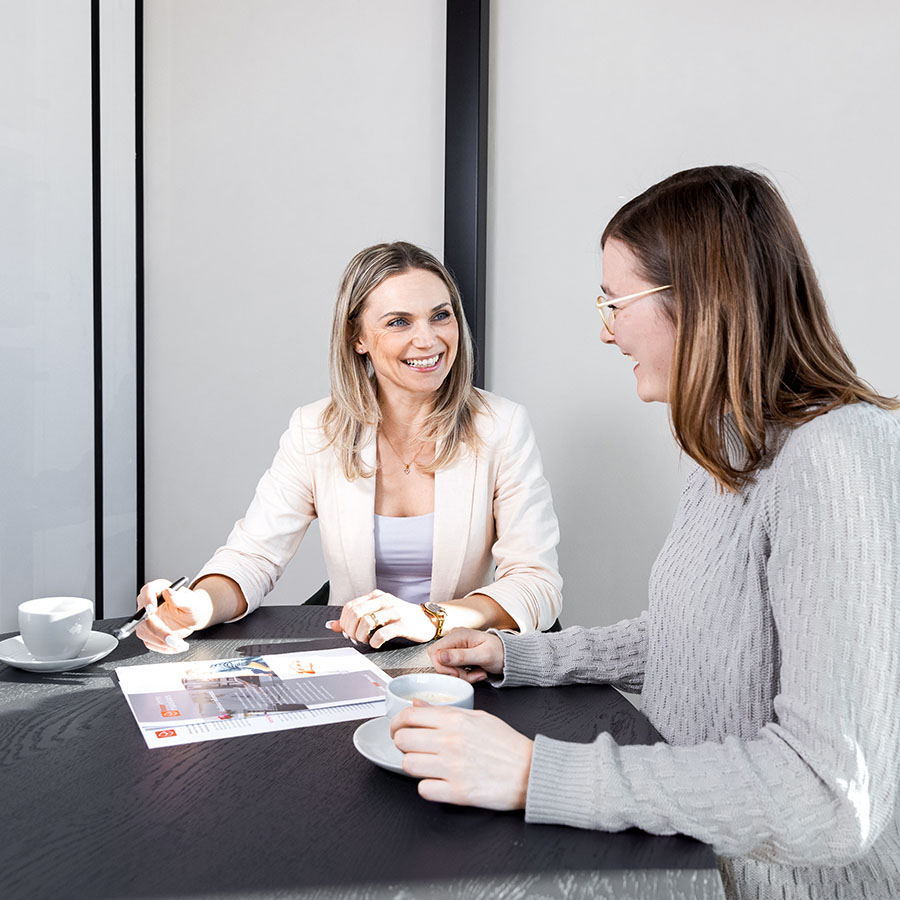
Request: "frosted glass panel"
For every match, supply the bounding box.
[0,1,95,631]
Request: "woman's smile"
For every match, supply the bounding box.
[403,352,444,370]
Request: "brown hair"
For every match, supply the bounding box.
[602,165,898,492]
[321,241,484,480]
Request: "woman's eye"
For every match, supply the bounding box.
[432,310,452,322]
[386,318,409,328]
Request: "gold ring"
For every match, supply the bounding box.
[369,612,383,631]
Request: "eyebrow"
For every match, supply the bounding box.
[379,302,451,320]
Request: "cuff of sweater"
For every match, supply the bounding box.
[493,630,552,687]
[525,732,628,831]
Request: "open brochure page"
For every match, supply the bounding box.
[116,647,390,748]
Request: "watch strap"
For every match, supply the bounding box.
[421,603,445,639]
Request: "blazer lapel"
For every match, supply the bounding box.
[431,445,477,604]
[335,429,377,599]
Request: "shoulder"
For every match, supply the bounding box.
[471,390,531,444]
[285,397,334,448]
[781,403,900,456]
[773,403,900,485]
[467,390,548,471]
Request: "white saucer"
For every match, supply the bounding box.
[353,715,409,776]
[0,631,118,673]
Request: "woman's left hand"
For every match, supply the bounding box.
[389,703,533,809]
[326,589,438,647]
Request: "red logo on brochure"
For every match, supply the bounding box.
[161,710,180,717]
[155,729,177,739]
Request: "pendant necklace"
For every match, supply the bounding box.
[380,429,425,475]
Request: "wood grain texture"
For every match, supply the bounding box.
[0,606,724,900]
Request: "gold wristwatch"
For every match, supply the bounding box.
[421,601,446,639]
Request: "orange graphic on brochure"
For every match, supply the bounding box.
[155,729,177,738]
[290,660,316,675]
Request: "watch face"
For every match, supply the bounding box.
[424,602,441,614]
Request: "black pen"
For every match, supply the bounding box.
[113,576,188,640]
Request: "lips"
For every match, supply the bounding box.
[620,351,639,373]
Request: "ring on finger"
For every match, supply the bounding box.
[369,612,383,632]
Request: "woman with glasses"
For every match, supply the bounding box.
[133,241,562,653]
[391,167,900,900]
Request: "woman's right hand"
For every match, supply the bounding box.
[427,628,505,683]
[134,579,214,654]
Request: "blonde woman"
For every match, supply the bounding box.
[135,242,562,652]
[392,167,900,900]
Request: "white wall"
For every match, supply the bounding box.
[487,0,900,627]
[143,1,446,603]
[142,0,900,628]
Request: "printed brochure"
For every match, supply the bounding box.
[116,646,390,748]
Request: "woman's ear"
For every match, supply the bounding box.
[354,341,367,355]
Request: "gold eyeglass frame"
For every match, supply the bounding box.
[596,284,672,335]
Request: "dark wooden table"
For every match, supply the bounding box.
[0,605,726,900]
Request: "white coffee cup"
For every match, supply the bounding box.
[18,597,94,660]
[385,672,474,719]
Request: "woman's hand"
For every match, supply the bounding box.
[134,579,214,654]
[427,628,505,683]
[390,704,533,809]
[325,590,438,647]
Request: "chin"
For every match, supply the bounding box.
[636,385,666,404]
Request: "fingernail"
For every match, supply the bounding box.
[325,621,337,629]
[350,638,358,646]
[165,635,186,650]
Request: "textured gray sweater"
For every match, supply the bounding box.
[498,403,900,900]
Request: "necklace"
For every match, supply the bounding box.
[379,429,426,475]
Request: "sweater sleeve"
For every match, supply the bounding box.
[495,615,648,692]
[467,403,563,632]
[525,408,900,866]
[193,407,317,619]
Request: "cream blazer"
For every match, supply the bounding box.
[194,391,562,631]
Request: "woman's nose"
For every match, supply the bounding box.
[600,324,616,344]
[411,323,436,347]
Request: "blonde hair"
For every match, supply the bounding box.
[321,241,484,480]
[602,165,898,492]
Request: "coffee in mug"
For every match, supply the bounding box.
[401,691,458,704]
[18,597,94,660]
[385,673,474,719]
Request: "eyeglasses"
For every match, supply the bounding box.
[596,284,672,335]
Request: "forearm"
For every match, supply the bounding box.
[191,574,248,628]
[526,721,894,866]
[496,615,649,689]
[443,593,517,633]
